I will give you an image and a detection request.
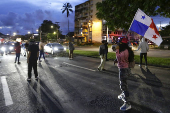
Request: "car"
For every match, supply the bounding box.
[44,43,66,55]
[4,42,15,54]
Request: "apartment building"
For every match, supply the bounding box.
[74,0,103,43]
[74,0,140,43]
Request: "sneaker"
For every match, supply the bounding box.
[27,78,31,81]
[97,68,100,71]
[120,102,131,111]
[145,65,148,68]
[18,62,20,64]
[138,64,141,67]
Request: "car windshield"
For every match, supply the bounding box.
[52,43,63,47]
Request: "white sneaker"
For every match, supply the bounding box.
[138,64,141,67]
[145,65,148,68]
[120,102,131,111]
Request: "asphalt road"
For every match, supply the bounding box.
[75,46,170,58]
[0,53,170,113]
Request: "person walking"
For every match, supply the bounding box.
[104,40,109,61]
[68,42,74,59]
[39,40,45,62]
[137,37,149,68]
[27,39,39,81]
[113,37,132,111]
[14,42,21,64]
[98,40,106,71]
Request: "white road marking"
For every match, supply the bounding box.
[1,76,13,106]
[63,62,96,72]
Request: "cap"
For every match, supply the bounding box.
[121,38,128,43]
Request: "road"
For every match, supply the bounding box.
[75,46,170,58]
[0,53,170,113]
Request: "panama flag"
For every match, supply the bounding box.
[129,8,162,46]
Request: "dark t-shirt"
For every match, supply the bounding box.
[28,44,39,60]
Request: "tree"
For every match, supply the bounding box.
[61,2,73,35]
[159,24,170,37]
[96,0,170,31]
[39,20,61,41]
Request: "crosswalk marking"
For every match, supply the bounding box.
[1,76,13,106]
[63,62,96,72]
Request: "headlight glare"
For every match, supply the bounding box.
[54,47,58,50]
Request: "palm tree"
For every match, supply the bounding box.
[61,2,73,37]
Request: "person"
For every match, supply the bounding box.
[14,42,21,64]
[137,37,149,68]
[39,40,45,62]
[98,40,106,71]
[27,39,39,81]
[104,40,109,61]
[24,41,29,57]
[113,37,132,111]
[68,42,75,59]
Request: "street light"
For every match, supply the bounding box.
[88,20,93,43]
[28,31,31,34]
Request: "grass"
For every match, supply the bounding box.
[71,50,170,68]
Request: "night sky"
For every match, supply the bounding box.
[0,0,169,36]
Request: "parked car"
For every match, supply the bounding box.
[44,43,66,55]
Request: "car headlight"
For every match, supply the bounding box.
[64,47,66,51]
[9,46,13,50]
[1,47,6,51]
[54,47,58,50]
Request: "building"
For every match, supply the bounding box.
[74,0,140,43]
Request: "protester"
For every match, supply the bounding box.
[68,42,74,59]
[14,42,21,64]
[104,40,109,61]
[25,41,29,57]
[27,39,39,81]
[39,40,45,62]
[137,37,149,68]
[113,37,132,111]
[98,40,106,71]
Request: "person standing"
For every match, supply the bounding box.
[24,41,29,57]
[14,42,21,64]
[39,40,45,62]
[104,40,109,61]
[113,38,132,111]
[98,40,106,71]
[27,39,39,81]
[68,42,74,59]
[137,37,149,68]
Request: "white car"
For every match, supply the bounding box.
[44,43,66,55]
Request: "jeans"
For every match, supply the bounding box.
[140,53,147,66]
[15,53,20,63]
[28,60,38,78]
[69,50,73,58]
[39,50,45,60]
[119,68,131,102]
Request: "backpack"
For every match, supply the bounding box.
[128,48,135,68]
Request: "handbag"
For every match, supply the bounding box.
[129,60,135,68]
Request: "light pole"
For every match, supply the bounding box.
[88,20,93,43]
